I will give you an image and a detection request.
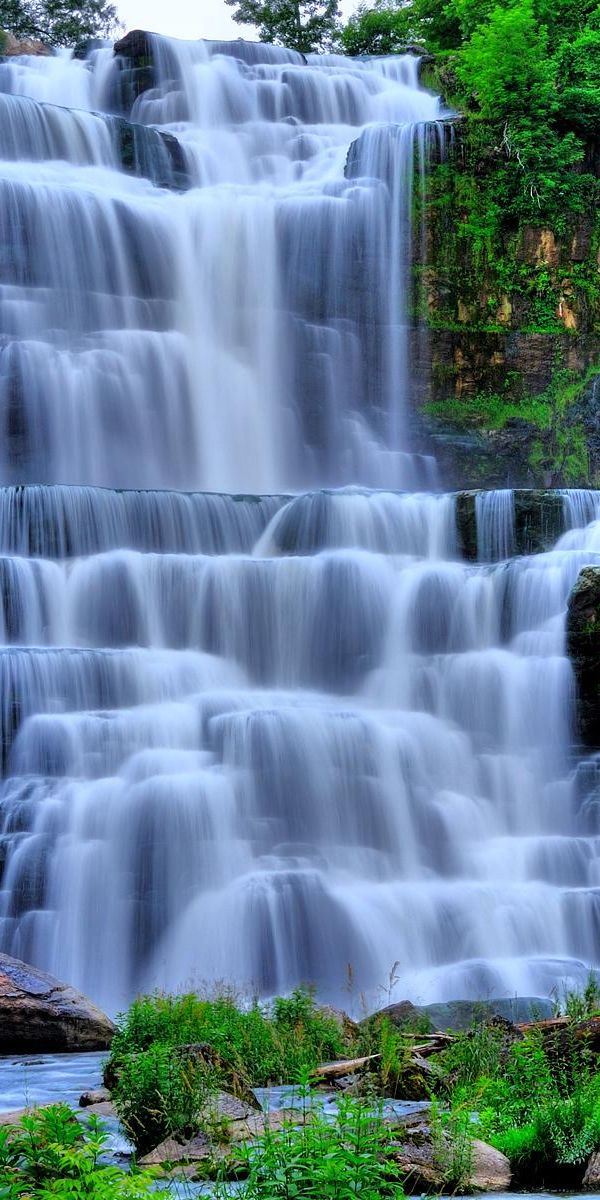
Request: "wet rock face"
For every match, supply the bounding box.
[111,29,156,116]
[0,952,115,1052]
[567,566,600,748]
[455,489,567,561]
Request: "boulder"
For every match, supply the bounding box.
[567,566,600,748]
[79,1088,111,1107]
[78,1100,116,1119]
[420,996,551,1030]
[113,29,153,61]
[138,1132,212,1167]
[138,1107,297,1167]
[317,1004,359,1040]
[0,952,115,1052]
[366,999,433,1032]
[470,1138,512,1190]
[583,1149,600,1189]
[0,1104,52,1126]
[365,995,550,1034]
[388,1111,511,1194]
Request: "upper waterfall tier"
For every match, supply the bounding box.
[0,38,442,493]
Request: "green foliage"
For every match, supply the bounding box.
[0,1105,154,1199]
[436,1020,506,1091]
[109,987,345,1087]
[492,1076,600,1168]
[111,1041,217,1156]
[0,0,118,46]
[429,1095,474,1190]
[215,1090,405,1199]
[340,1,414,56]
[458,0,555,121]
[440,1021,600,1180]
[340,0,600,355]
[224,0,340,52]
[108,987,347,1152]
[556,974,600,1020]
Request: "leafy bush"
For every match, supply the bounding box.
[0,1105,154,1199]
[108,986,348,1153]
[493,1077,600,1169]
[215,1091,406,1199]
[111,1041,218,1156]
[108,986,346,1090]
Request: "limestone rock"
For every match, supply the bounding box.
[138,1108,297,1167]
[79,1100,116,1119]
[0,1104,53,1126]
[213,1091,257,1120]
[0,952,115,1052]
[138,1132,212,1167]
[227,1107,298,1141]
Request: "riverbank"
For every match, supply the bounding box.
[5,984,600,1196]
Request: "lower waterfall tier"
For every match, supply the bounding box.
[0,486,599,1011]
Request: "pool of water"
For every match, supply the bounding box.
[0,1051,106,1112]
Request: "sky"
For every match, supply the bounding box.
[116,0,356,42]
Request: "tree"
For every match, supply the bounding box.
[224,0,341,54]
[0,0,118,46]
[340,2,414,56]
[457,0,556,121]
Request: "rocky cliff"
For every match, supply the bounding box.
[413,116,600,488]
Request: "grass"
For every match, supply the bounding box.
[108,987,349,1153]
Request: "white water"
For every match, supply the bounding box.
[0,38,441,492]
[1,38,600,1012]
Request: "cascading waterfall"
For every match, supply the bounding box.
[1,36,600,1012]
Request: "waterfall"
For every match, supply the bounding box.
[1,36,600,1012]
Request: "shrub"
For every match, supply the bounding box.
[0,1105,154,1199]
[108,986,348,1153]
[111,1041,218,1156]
[107,986,346,1092]
[215,1091,406,1199]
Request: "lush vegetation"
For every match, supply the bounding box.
[341,0,600,481]
[225,0,340,52]
[107,987,347,1153]
[0,0,118,46]
[0,1105,154,1199]
[215,1091,405,1199]
[8,982,600,1194]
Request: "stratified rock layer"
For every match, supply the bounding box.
[0,952,115,1052]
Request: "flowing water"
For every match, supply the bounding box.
[0,37,600,1013]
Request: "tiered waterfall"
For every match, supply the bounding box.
[0,36,599,1012]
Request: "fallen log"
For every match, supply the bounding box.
[313,1054,381,1080]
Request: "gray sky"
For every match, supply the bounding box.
[116,0,356,41]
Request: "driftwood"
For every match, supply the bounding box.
[313,1054,381,1080]
[518,1015,600,1051]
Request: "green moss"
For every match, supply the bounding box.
[427,363,599,484]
